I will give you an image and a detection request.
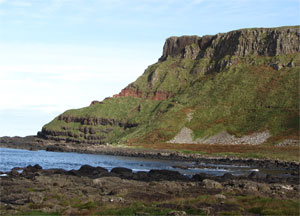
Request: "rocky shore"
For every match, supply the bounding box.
[0,136,299,175]
[1,164,300,215]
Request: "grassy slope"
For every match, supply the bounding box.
[43,46,299,160]
[44,53,299,143]
[127,53,300,142]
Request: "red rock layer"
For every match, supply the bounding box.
[113,87,173,101]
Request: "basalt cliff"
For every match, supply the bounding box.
[38,26,300,145]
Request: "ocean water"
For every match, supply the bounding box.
[0,147,261,176]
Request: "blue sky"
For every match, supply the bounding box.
[0,0,299,136]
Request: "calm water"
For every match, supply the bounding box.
[0,147,261,176]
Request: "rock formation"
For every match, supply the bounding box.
[38,26,300,145]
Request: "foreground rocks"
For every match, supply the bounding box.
[1,164,299,215]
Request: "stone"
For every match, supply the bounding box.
[167,211,187,216]
[29,192,44,204]
[214,194,226,199]
[192,173,212,181]
[78,164,108,177]
[203,179,223,189]
[111,167,133,178]
[159,36,200,61]
[221,173,234,180]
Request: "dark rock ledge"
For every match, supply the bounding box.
[1,163,298,185]
[1,164,299,215]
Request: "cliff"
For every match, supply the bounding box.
[39,26,300,145]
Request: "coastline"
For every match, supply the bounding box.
[0,136,299,173]
[1,136,300,215]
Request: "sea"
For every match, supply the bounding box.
[0,147,279,177]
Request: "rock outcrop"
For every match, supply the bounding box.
[113,86,174,101]
[159,27,300,62]
[1,164,299,215]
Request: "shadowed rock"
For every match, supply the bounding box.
[77,165,108,177]
[148,169,189,181]
[111,167,133,178]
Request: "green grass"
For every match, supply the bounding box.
[96,201,206,216]
[41,45,299,150]
[72,201,98,210]
[96,202,172,216]
[237,196,300,215]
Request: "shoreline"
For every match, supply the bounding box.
[0,136,299,173]
[1,137,300,215]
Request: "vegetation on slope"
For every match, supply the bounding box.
[40,26,300,149]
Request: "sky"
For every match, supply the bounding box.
[0,0,299,136]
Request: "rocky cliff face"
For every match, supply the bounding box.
[159,27,300,61]
[113,86,174,101]
[113,26,299,101]
[39,26,300,145]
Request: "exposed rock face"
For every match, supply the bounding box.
[113,86,174,101]
[38,115,138,144]
[159,27,300,62]
[113,87,142,98]
[58,115,137,128]
[159,36,201,61]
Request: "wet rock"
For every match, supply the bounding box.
[248,171,259,179]
[46,145,64,152]
[221,173,234,181]
[148,169,189,181]
[203,179,223,189]
[78,164,108,177]
[9,169,19,176]
[192,173,213,181]
[111,167,133,178]
[24,164,42,173]
[20,164,43,178]
[43,168,68,175]
[133,171,148,181]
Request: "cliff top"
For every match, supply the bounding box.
[159,25,300,61]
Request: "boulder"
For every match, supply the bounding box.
[78,165,108,177]
[111,167,133,178]
[214,194,226,199]
[192,173,213,181]
[221,173,234,181]
[203,179,223,189]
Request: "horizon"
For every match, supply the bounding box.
[0,0,299,137]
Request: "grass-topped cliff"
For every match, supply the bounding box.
[39,26,300,149]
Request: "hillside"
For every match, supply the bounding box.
[38,26,300,147]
